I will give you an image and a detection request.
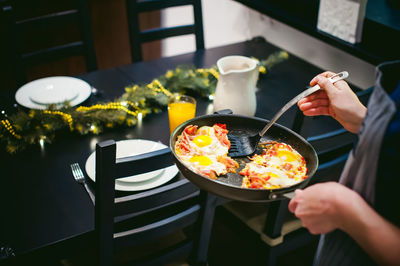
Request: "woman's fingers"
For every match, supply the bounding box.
[288,199,297,213]
[288,189,303,213]
[298,98,330,111]
[303,107,330,116]
[298,91,330,116]
[299,90,329,105]
[317,76,341,99]
[310,71,336,86]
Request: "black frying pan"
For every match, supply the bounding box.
[170,113,318,202]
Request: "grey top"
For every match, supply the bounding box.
[314,61,398,266]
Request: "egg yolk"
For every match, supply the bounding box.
[277,150,297,162]
[254,156,266,165]
[189,155,213,166]
[267,172,279,178]
[193,135,212,147]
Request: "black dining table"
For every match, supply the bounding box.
[0,38,333,264]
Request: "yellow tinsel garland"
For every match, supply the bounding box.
[42,110,74,131]
[1,119,22,139]
[0,51,289,153]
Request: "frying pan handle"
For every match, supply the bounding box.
[283,191,295,199]
[214,109,233,115]
[269,191,295,200]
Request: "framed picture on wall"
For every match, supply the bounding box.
[317,0,367,44]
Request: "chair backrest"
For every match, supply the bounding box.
[95,140,216,266]
[9,0,97,87]
[126,0,205,62]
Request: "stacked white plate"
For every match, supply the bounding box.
[15,76,92,109]
[85,139,179,191]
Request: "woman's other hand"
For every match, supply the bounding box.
[289,182,400,265]
[288,182,356,234]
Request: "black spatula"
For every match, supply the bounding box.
[228,71,349,157]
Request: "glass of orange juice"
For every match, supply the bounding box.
[168,95,196,134]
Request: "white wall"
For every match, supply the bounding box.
[161,0,376,89]
[161,0,249,56]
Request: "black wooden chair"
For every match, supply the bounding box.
[8,0,97,87]
[220,87,374,265]
[126,0,205,62]
[94,139,216,266]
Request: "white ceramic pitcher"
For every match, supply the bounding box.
[213,55,259,116]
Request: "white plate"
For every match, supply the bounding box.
[29,83,79,105]
[15,76,92,109]
[85,139,179,191]
[113,165,178,191]
[86,139,167,183]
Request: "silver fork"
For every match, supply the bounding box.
[70,163,95,205]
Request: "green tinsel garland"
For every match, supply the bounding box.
[0,51,289,153]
